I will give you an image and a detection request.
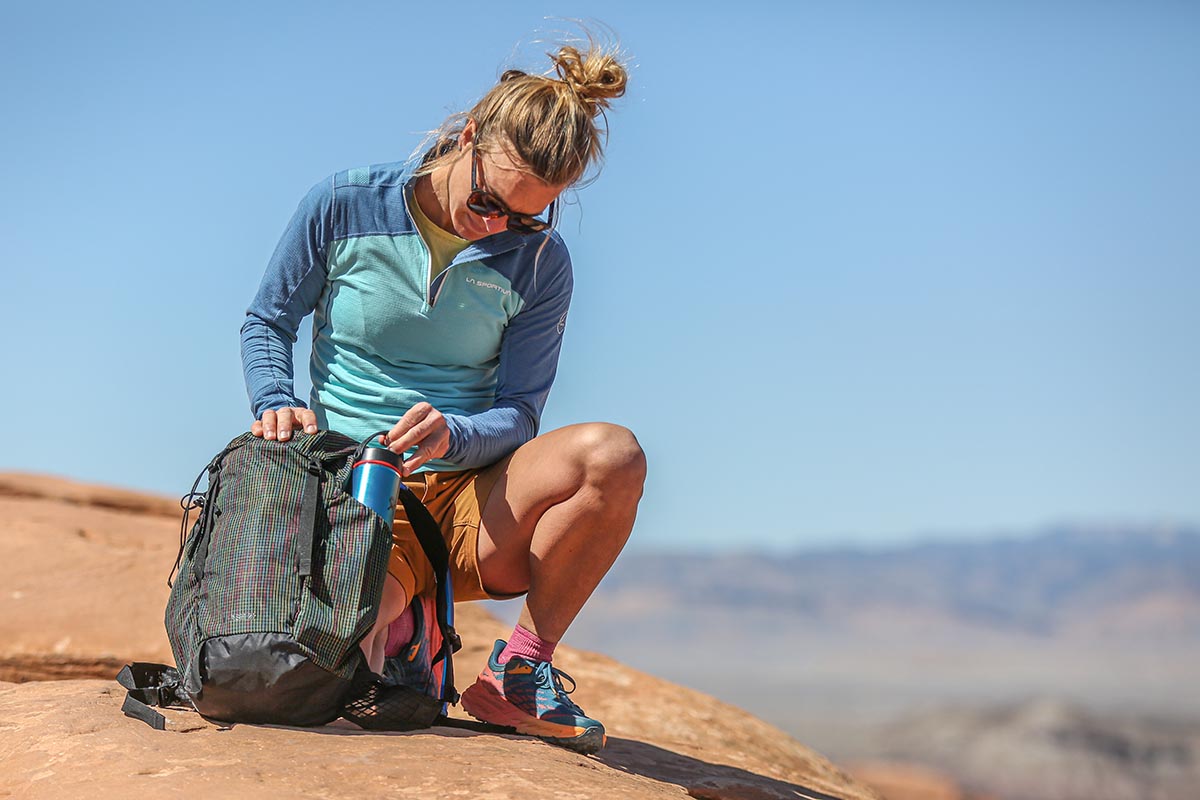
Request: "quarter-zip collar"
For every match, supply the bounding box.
[402,175,533,263]
[402,176,546,308]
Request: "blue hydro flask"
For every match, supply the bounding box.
[351,444,404,527]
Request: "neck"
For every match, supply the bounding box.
[415,169,455,235]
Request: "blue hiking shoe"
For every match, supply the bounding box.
[460,639,606,754]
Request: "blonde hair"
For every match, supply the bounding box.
[415,40,628,187]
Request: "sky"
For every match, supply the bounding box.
[1,1,1197,551]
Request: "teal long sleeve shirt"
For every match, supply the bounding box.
[240,162,573,471]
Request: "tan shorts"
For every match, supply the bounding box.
[387,455,516,604]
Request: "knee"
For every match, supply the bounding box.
[570,422,647,494]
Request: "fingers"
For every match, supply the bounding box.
[400,425,451,476]
[254,407,318,440]
[297,407,318,435]
[383,403,442,453]
[257,409,278,439]
[275,407,296,441]
[383,403,451,475]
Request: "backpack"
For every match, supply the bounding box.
[118,429,466,732]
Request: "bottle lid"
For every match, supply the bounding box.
[356,447,403,470]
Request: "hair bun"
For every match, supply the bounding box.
[550,45,627,116]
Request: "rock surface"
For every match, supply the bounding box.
[0,472,879,800]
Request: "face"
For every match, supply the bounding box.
[448,122,566,241]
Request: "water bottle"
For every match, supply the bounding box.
[351,443,403,527]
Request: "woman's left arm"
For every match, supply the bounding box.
[385,247,574,471]
[450,249,573,467]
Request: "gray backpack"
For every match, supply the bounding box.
[119,430,466,731]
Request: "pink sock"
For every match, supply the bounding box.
[383,605,416,658]
[498,623,557,665]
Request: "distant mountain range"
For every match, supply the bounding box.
[873,697,1200,800]
[587,523,1200,640]
[554,521,1200,799]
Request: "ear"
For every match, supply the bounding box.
[459,118,477,150]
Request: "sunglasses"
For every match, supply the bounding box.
[467,148,556,235]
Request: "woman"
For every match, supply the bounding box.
[239,41,644,755]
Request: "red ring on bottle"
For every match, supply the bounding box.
[353,459,404,475]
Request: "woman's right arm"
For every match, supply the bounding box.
[240,177,334,438]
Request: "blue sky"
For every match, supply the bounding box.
[1,1,1196,550]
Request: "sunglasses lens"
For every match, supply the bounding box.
[509,200,555,234]
[466,191,504,218]
[508,217,548,234]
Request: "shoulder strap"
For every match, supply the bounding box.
[296,457,324,580]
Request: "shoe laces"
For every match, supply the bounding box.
[533,661,584,714]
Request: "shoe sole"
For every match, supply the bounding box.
[460,680,607,755]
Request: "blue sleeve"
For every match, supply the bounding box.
[442,245,573,468]
[239,177,333,418]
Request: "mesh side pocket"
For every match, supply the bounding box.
[341,674,442,731]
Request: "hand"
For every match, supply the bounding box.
[381,402,451,476]
[252,406,318,442]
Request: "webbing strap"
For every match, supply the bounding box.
[190,468,221,584]
[117,662,184,731]
[396,485,448,578]
[397,485,461,704]
[434,715,514,734]
[122,693,167,730]
[296,459,323,579]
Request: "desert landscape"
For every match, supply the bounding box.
[6,470,1194,799]
[0,471,914,800]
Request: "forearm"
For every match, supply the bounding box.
[240,315,307,417]
[240,176,332,419]
[443,405,538,469]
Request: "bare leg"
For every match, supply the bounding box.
[477,422,647,642]
[360,574,409,674]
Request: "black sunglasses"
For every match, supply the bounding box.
[467,148,556,235]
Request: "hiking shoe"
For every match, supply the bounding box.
[380,594,445,701]
[460,639,606,754]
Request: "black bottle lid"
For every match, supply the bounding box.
[356,447,402,469]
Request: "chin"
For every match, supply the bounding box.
[464,212,511,241]
[455,214,487,241]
